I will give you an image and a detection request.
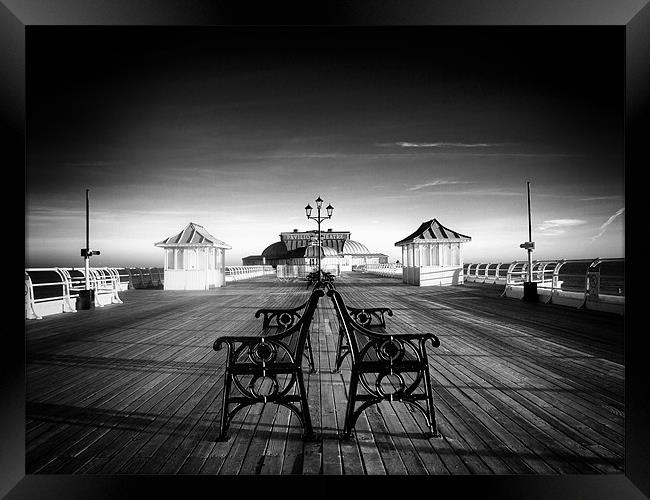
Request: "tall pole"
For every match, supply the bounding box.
[526,181,533,283]
[85,189,90,290]
[317,204,322,275]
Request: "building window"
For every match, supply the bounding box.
[177,249,184,269]
[186,249,197,270]
[452,243,460,266]
[166,249,175,270]
[195,248,205,270]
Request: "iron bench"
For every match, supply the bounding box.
[213,288,324,441]
[327,288,441,438]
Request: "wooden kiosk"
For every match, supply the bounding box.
[155,222,231,290]
[395,218,471,286]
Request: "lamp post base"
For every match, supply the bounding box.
[77,290,95,310]
[523,282,538,302]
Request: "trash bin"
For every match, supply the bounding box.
[523,282,538,302]
[77,289,95,310]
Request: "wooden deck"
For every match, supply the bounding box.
[25,273,624,475]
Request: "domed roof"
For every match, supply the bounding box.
[288,245,338,259]
[262,241,289,258]
[341,239,370,255]
[304,245,339,258]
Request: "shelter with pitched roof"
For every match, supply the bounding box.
[395,219,471,286]
[155,222,231,290]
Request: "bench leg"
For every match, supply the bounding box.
[305,332,317,373]
[217,370,233,440]
[342,371,359,438]
[332,327,346,373]
[422,365,439,438]
[296,370,314,437]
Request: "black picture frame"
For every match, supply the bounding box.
[5,0,649,498]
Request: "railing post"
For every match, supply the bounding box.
[25,273,42,320]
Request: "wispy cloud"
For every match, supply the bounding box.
[373,142,578,158]
[579,196,623,201]
[591,208,625,241]
[408,179,475,191]
[537,219,587,236]
[65,161,120,167]
[384,142,503,148]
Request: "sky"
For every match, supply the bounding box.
[25,27,624,268]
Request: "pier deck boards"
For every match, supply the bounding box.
[25,273,624,475]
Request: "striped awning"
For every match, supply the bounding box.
[394,219,471,246]
[155,222,231,249]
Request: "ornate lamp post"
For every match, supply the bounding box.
[304,196,334,276]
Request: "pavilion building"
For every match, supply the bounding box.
[395,218,471,286]
[155,222,231,290]
[242,228,388,271]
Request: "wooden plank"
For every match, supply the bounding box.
[25,273,624,475]
[318,310,343,476]
[27,341,201,472]
[301,316,323,475]
[59,347,217,473]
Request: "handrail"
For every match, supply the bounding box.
[365,263,403,279]
[225,265,275,282]
[25,266,125,319]
[275,264,341,280]
[124,267,164,289]
[463,258,624,313]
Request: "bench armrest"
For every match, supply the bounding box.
[346,305,393,327]
[213,314,306,352]
[254,297,310,328]
[350,319,439,346]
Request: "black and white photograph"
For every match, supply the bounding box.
[6,1,648,495]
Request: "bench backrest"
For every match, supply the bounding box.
[327,288,380,365]
[327,288,431,368]
[278,288,323,364]
[218,288,324,368]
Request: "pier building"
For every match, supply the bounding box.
[242,228,388,271]
[155,222,231,290]
[395,218,471,286]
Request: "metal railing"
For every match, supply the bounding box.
[25,269,78,319]
[127,267,164,289]
[464,258,624,314]
[58,267,124,304]
[364,263,403,278]
[25,267,125,319]
[225,265,275,282]
[276,264,341,280]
